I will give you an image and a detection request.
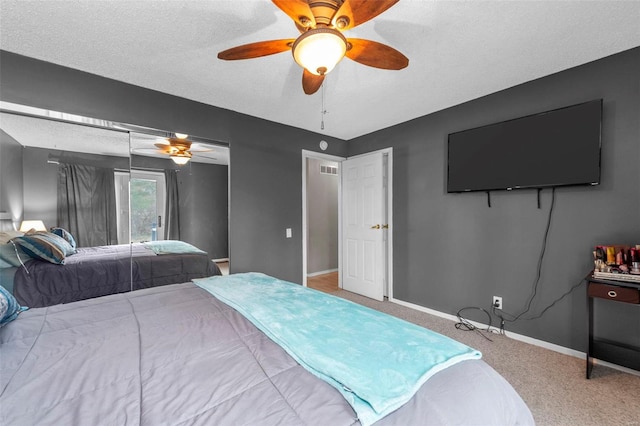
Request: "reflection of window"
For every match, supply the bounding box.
[131,171,166,243]
[113,170,166,243]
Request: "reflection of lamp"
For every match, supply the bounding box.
[292,28,347,76]
[19,220,47,232]
[170,153,191,165]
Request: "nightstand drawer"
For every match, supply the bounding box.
[588,283,640,304]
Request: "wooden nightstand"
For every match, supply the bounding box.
[586,274,640,378]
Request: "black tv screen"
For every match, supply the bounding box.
[447,99,602,193]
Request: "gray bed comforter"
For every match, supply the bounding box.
[0,283,534,425]
[12,243,220,308]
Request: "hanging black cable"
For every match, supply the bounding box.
[499,187,564,326]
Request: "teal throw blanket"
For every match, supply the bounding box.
[143,240,205,255]
[193,273,481,426]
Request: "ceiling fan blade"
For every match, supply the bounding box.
[154,142,170,149]
[218,39,295,60]
[189,145,214,153]
[272,0,316,28]
[302,69,324,95]
[332,0,399,30]
[133,148,171,155]
[345,38,408,70]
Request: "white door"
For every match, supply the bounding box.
[342,152,385,301]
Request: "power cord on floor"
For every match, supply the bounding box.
[455,307,495,342]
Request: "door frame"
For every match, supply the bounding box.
[302,149,345,288]
[301,148,393,300]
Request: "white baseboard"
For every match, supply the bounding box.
[307,268,338,277]
[389,296,640,377]
[212,258,229,263]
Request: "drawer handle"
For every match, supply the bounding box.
[607,290,617,298]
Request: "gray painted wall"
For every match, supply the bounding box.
[348,47,640,352]
[177,162,228,259]
[0,130,24,231]
[226,114,347,283]
[307,158,339,274]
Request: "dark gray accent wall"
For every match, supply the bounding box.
[177,162,228,260]
[348,47,640,352]
[0,50,348,284]
[226,114,340,283]
[0,130,23,230]
[21,147,59,229]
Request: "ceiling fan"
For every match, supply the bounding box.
[134,133,215,165]
[217,0,409,95]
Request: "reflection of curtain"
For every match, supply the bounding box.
[164,169,180,240]
[57,163,117,247]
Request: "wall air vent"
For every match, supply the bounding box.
[320,164,338,176]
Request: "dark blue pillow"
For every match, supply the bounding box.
[1,284,27,326]
[12,232,75,264]
[50,227,77,250]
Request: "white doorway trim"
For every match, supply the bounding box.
[302,149,345,287]
[344,148,393,299]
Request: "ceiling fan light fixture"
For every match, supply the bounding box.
[292,28,347,76]
[174,132,189,139]
[170,154,191,165]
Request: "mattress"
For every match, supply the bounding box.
[0,281,534,425]
[11,242,220,308]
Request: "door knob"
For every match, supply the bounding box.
[370,224,381,229]
[382,224,389,229]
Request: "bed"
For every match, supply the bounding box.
[0,273,534,425]
[1,238,221,308]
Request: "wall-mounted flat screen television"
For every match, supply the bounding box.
[447,99,602,193]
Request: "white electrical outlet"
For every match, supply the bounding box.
[286,228,292,238]
[493,296,503,310]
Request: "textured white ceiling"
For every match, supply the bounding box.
[1,111,229,165]
[1,0,639,140]
[1,112,130,157]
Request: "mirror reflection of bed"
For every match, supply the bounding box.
[0,106,229,307]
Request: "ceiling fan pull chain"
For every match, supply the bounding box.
[321,81,327,130]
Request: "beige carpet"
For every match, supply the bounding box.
[331,289,640,426]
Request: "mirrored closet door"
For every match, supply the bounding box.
[0,102,229,307]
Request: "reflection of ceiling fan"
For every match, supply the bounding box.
[137,134,214,165]
[217,0,409,94]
